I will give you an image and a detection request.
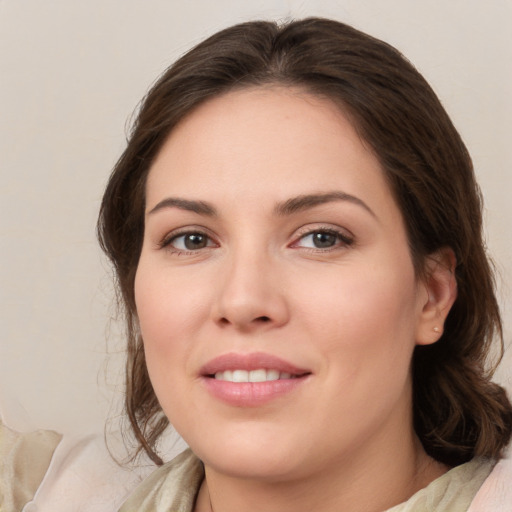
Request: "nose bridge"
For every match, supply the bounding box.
[213,239,288,330]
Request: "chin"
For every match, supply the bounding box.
[205,449,302,481]
[185,426,307,481]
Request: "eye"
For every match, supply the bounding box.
[164,231,216,252]
[293,228,353,250]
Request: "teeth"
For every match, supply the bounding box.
[214,369,295,382]
[232,370,248,383]
[249,369,267,382]
[266,369,280,381]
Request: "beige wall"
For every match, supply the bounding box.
[1,0,511,435]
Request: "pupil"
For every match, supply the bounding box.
[313,232,336,248]
[185,234,206,250]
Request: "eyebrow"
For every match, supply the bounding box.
[147,191,375,218]
[148,197,217,216]
[274,192,376,218]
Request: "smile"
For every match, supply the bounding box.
[213,369,297,382]
[201,352,311,406]
[201,352,309,379]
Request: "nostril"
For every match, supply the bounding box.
[216,315,273,327]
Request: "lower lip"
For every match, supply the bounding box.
[202,376,308,407]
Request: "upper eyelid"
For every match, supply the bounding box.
[170,233,217,251]
[155,223,354,248]
[159,226,217,248]
[287,227,354,253]
[292,223,354,239]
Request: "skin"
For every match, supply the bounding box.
[134,87,457,512]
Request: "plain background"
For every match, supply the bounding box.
[1,0,511,437]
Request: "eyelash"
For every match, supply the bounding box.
[159,229,218,255]
[159,226,354,255]
[291,226,354,251]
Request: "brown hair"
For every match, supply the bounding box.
[98,18,512,467]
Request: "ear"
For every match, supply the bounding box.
[415,247,457,346]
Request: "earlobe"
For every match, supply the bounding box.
[416,247,457,346]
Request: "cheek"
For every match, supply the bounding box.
[307,264,418,335]
[135,257,208,334]
[134,262,205,386]
[299,258,420,384]
[134,265,205,430]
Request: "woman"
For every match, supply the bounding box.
[97,18,512,511]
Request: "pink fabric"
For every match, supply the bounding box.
[14,429,512,511]
[468,447,512,512]
[23,432,155,512]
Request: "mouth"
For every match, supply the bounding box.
[200,352,311,406]
[212,369,301,382]
[200,352,310,379]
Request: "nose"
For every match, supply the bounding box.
[212,250,290,332]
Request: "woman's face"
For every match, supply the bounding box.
[135,88,436,480]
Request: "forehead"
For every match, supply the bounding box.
[145,87,396,221]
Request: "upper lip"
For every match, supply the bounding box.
[200,352,310,377]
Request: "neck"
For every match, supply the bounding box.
[195,428,447,512]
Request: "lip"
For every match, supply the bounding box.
[200,352,311,407]
[200,352,309,376]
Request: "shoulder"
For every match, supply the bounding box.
[118,449,204,512]
[1,421,157,512]
[0,419,62,511]
[468,444,512,512]
[387,458,496,512]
